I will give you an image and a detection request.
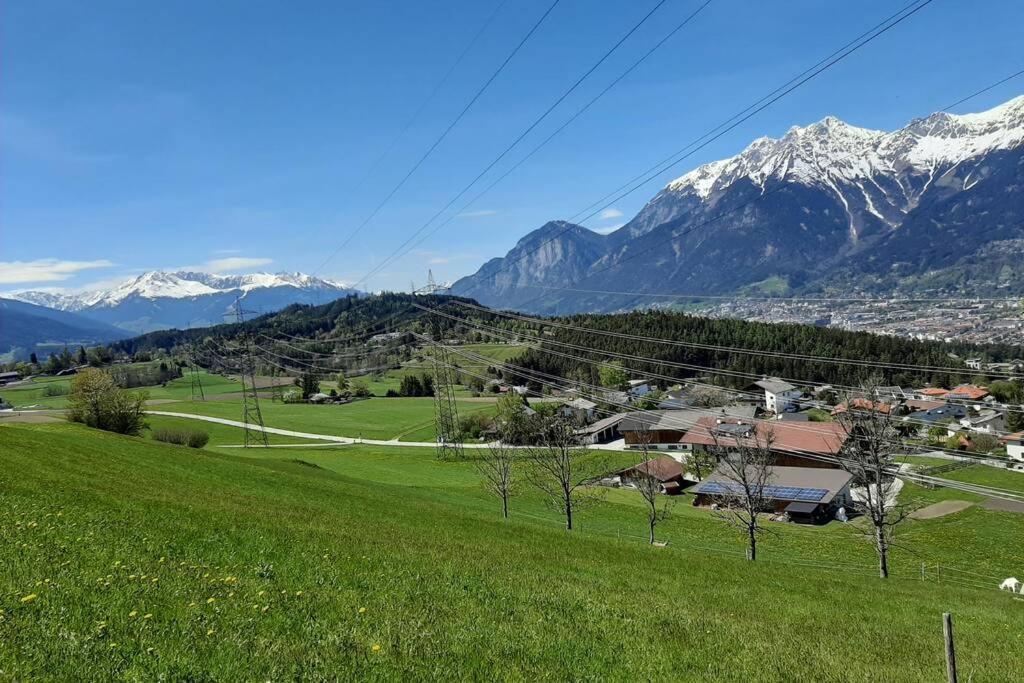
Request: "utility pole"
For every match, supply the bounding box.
[234,301,269,448]
[942,612,958,683]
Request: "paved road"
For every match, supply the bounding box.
[146,410,495,449]
[146,410,632,451]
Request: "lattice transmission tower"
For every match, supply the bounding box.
[234,301,269,448]
[431,341,463,460]
[424,272,462,460]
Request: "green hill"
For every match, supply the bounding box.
[2,422,1022,680]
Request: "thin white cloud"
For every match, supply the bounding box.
[179,257,273,273]
[457,209,498,218]
[0,258,114,285]
[428,256,450,265]
[591,223,624,235]
[600,208,624,220]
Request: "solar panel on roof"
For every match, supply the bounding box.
[693,481,828,502]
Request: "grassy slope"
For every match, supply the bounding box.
[3,423,1023,680]
[2,371,242,409]
[168,397,497,442]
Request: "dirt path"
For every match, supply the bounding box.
[910,500,974,520]
[981,497,1024,514]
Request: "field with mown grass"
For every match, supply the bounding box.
[1,369,244,409]
[165,396,499,442]
[3,422,1023,680]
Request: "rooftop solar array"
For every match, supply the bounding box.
[694,481,829,502]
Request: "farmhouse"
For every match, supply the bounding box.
[575,413,626,445]
[627,379,653,397]
[753,377,802,413]
[618,407,757,452]
[957,409,1005,435]
[691,465,853,524]
[680,417,850,469]
[617,457,688,495]
[945,384,990,402]
[560,398,596,423]
[1001,431,1024,462]
[831,398,895,417]
[0,371,21,385]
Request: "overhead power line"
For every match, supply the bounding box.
[311,0,564,278]
[453,0,942,301]
[351,0,714,288]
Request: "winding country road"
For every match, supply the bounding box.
[145,410,629,451]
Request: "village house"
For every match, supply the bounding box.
[956,409,1006,436]
[559,398,596,423]
[1001,431,1024,462]
[618,407,757,455]
[0,371,21,385]
[831,398,897,418]
[680,417,851,469]
[691,465,853,524]
[657,388,689,409]
[753,377,802,413]
[627,379,653,398]
[616,457,689,495]
[945,384,991,403]
[906,404,969,435]
[575,413,626,445]
[915,387,952,400]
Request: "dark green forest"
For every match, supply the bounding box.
[509,309,1020,390]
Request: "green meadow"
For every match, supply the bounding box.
[164,396,498,442]
[2,421,1023,680]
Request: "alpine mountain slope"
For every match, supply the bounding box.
[451,95,1024,313]
[10,271,361,334]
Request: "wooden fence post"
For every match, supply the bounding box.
[943,612,957,683]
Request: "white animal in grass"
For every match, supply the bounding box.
[999,577,1020,592]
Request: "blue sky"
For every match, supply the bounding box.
[2,0,1023,293]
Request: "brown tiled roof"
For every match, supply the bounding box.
[918,388,950,397]
[620,457,685,482]
[1000,431,1024,444]
[946,384,990,401]
[680,417,849,456]
[832,398,893,415]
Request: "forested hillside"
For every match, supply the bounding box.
[509,309,1018,390]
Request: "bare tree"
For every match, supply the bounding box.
[836,381,914,579]
[526,416,606,531]
[708,426,776,561]
[629,424,673,544]
[475,427,518,519]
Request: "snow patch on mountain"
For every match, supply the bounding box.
[11,270,354,311]
[664,96,1024,200]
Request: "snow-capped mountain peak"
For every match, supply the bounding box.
[664,96,1024,201]
[11,270,355,312]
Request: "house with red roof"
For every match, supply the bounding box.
[680,417,850,469]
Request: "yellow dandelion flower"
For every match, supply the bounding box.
[143,613,153,620]
[206,628,214,636]
[206,597,215,604]
[257,590,266,597]
[151,578,158,583]
[20,593,38,604]
[129,575,137,580]
[294,591,303,597]
[358,607,366,614]
[228,591,235,598]
[371,644,381,653]
[129,610,138,618]
[188,601,197,607]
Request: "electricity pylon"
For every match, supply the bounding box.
[234,301,269,448]
[431,341,463,460]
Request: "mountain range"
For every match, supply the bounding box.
[9,271,359,337]
[451,95,1024,313]
[0,298,129,362]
